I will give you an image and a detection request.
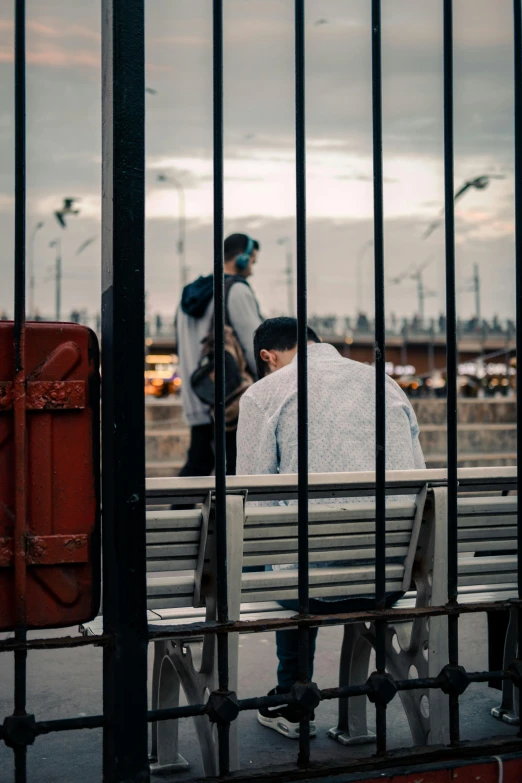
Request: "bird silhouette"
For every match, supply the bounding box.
[55,197,80,229]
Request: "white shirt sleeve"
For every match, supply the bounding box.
[236,392,278,476]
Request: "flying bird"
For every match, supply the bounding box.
[423,175,506,239]
[55,197,80,229]
[145,87,157,95]
[314,18,328,26]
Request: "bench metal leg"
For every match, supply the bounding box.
[150,641,190,776]
[163,630,240,777]
[150,638,161,764]
[328,623,376,745]
[492,608,520,726]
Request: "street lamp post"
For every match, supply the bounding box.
[157,173,187,294]
[278,237,294,316]
[49,239,62,321]
[28,221,44,318]
[356,238,373,315]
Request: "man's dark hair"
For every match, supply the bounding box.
[253,317,320,378]
[224,233,260,261]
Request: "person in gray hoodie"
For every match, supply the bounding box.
[176,233,263,476]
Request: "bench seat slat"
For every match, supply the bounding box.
[244,521,413,540]
[147,559,197,571]
[459,555,517,573]
[146,510,203,529]
[457,497,517,515]
[241,581,404,603]
[458,541,516,554]
[459,573,517,587]
[243,546,409,567]
[245,501,417,526]
[147,596,198,610]
[147,544,199,558]
[240,563,404,589]
[457,515,517,528]
[243,532,412,551]
[147,530,200,544]
[458,526,517,541]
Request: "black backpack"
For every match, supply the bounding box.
[190,277,254,430]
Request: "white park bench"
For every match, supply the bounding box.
[81,467,517,776]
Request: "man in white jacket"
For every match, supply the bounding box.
[236,317,425,738]
[176,233,263,476]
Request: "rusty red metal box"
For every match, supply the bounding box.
[0,322,100,629]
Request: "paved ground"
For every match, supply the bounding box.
[0,614,517,782]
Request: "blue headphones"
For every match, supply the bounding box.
[235,235,254,271]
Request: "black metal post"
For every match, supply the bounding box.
[443,0,460,746]
[13,1,27,780]
[212,0,231,775]
[101,1,149,780]
[294,0,311,768]
[371,0,387,756]
[514,0,522,673]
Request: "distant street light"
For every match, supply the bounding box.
[277,237,294,316]
[47,237,95,321]
[423,174,505,239]
[157,173,188,294]
[75,236,96,257]
[28,221,44,319]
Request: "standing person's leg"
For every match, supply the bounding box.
[225,427,237,475]
[179,424,215,477]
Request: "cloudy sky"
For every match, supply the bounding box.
[0,0,517,322]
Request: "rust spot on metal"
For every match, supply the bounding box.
[0,381,85,411]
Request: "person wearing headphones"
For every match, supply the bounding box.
[176,233,263,476]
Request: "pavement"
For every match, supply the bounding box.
[0,614,517,783]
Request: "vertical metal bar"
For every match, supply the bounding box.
[443,0,460,746]
[295,0,311,768]
[371,0,387,756]
[13,2,28,780]
[513,0,522,674]
[212,0,230,775]
[101,1,149,780]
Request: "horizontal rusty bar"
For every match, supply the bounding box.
[0,534,89,567]
[0,380,85,411]
[1,600,518,651]
[147,599,522,641]
[0,633,112,653]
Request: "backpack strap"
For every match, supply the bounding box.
[224,275,249,327]
[210,275,249,330]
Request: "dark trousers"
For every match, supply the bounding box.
[179,423,237,477]
[275,593,404,691]
[276,629,319,691]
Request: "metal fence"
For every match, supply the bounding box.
[2,1,522,782]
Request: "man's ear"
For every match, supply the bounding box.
[259,348,276,372]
